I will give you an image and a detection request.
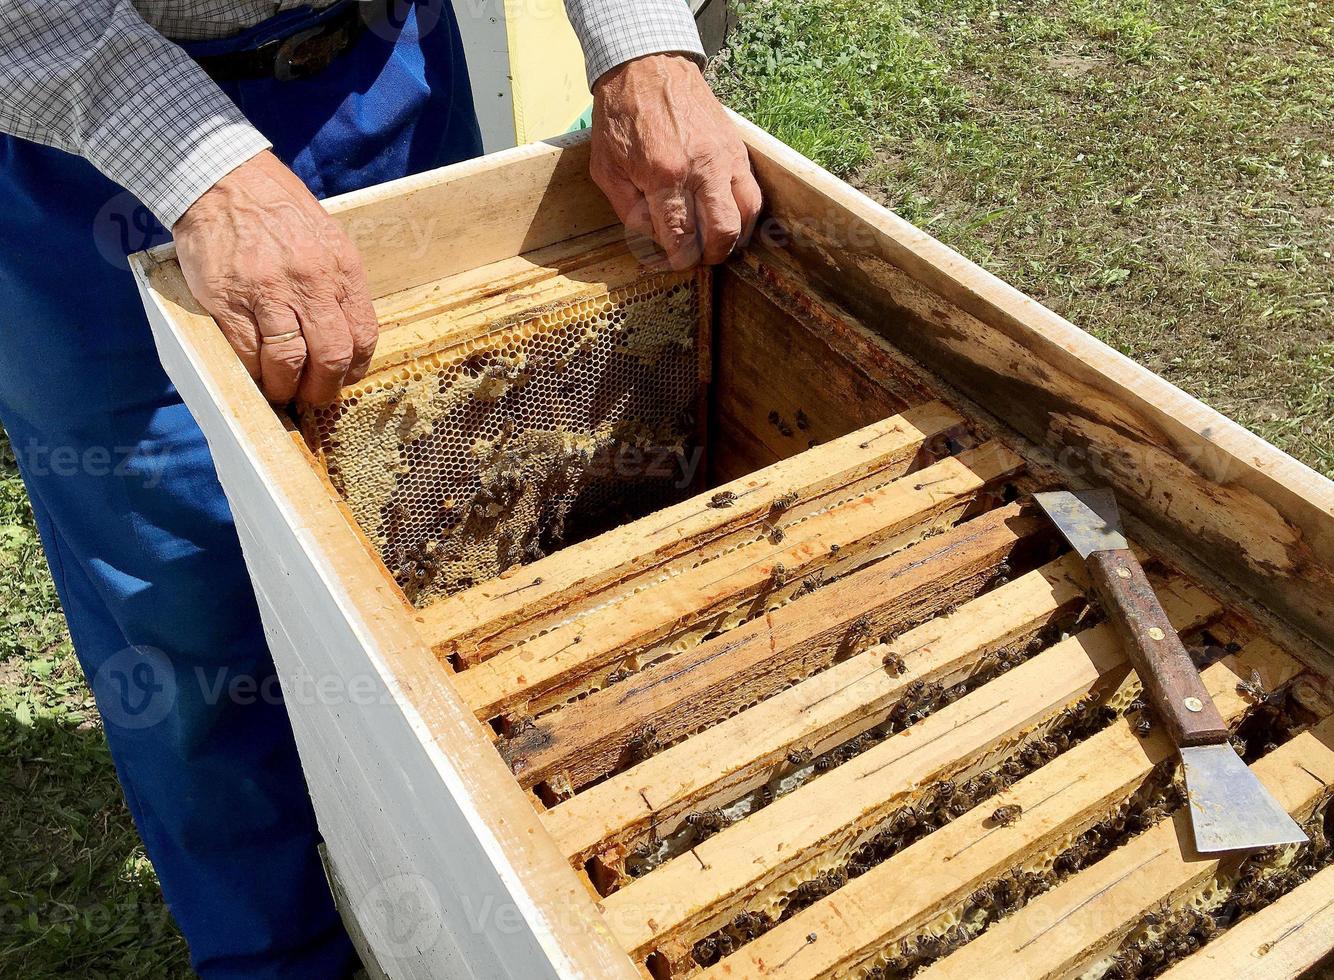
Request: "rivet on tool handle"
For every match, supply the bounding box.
[1086,549,1230,747]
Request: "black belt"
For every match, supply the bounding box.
[194,2,370,82]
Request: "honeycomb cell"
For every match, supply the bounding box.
[305,270,705,605]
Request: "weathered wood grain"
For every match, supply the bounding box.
[732,115,1334,656]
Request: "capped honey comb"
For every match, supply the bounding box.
[306,269,707,605]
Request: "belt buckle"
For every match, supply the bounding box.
[273,23,338,81]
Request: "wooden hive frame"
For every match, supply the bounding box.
[129,117,1334,979]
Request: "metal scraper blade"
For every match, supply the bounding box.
[1180,744,1309,853]
[1031,489,1129,560]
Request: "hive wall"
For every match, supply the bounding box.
[307,270,707,604]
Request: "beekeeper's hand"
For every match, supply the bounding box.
[174,150,378,407]
[591,53,763,269]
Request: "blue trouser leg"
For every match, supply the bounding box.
[0,4,482,976]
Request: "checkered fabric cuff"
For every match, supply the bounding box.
[566,0,706,87]
[82,49,272,227]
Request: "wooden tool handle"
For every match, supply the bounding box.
[1087,549,1229,747]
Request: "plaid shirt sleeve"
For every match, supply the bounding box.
[0,0,271,227]
[564,0,706,87]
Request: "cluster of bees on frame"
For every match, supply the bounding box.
[684,653,1307,973]
[1102,806,1333,979]
[686,695,1123,968]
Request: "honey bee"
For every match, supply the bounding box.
[686,808,728,837]
[1133,715,1153,738]
[692,937,718,965]
[888,806,919,835]
[1236,668,1279,705]
[991,804,1023,827]
[814,752,838,773]
[708,490,737,509]
[882,651,907,675]
[787,747,813,766]
[731,911,765,937]
[770,490,800,513]
[770,562,789,587]
[792,570,824,599]
[1054,840,1091,875]
[624,724,663,763]
[765,521,787,545]
[846,614,874,646]
[795,409,810,431]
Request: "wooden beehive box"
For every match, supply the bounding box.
[130,118,1334,980]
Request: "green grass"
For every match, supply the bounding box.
[1,438,190,976]
[0,1,1329,973]
[713,0,1333,475]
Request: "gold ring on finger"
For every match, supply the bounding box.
[261,329,303,345]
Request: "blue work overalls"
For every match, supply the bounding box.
[0,3,482,976]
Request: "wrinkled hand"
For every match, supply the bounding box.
[174,151,378,407]
[591,54,762,269]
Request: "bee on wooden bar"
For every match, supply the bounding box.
[991,804,1023,827]
[624,724,663,763]
[507,712,536,736]
[888,805,919,836]
[847,856,873,877]
[845,614,874,648]
[814,754,838,773]
[787,747,813,766]
[731,911,765,938]
[792,570,824,599]
[882,651,907,676]
[1133,715,1154,738]
[686,807,728,838]
[1237,668,1280,705]
[770,490,799,514]
[765,521,786,545]
[1054,840,1091,875]
[795,409,810,431]
[708,490,737,509]
[692,937,718,965]
[770,562,789,587]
